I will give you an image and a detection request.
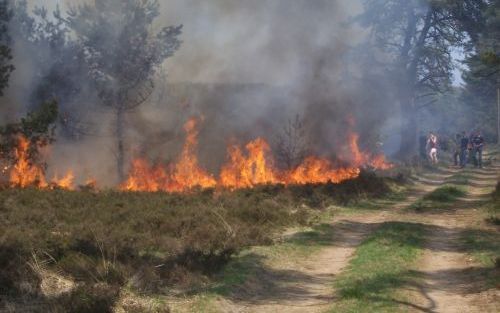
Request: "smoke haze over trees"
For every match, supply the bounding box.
[0,0,498,184]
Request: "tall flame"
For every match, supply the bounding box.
[122,118,216,192]
[122,117,392,193]
[220,138,279,189]
[8,136,76,190]
[9,136,47,188]
[4,118,391,193]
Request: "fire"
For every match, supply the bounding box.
[7,136,76,190]
[220,138,279,189]
[4,118,392,193]
[369,154,393,170]
[169,118,217,192]
[50,171,75,190]
[123,117,392,193]
[286,156,361,185]
[122,118,216,192]
[349,133,367,166]
[122,158,167,192]
[9,136,48,188]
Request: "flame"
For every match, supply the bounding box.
[7,136,76,190]
[123,117,393,193]
[369,154,393,170]
[122,118,216,192]
[50,171,75,190]
[286,156,361,185]
[349,133,367,166]
[122,159,168,192]
[220,138,279,189]
[168,118,217,191]
[5,118,391,193]
[84,178,97,189]
[9,136,48,188]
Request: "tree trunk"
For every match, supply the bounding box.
[116,107,125,182]
[398,94,418,159]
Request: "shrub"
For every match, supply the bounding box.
[0,173,393,308]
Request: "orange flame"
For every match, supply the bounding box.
[9,136,47,188]
[122,118,216,192]
[50,171,75,190]
[286,156,361,185]
[8,136,76,190]
[123,117,392,193]
[220,138,279,189]
[168,118,217,192]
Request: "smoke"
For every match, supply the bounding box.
[2,0,400,185]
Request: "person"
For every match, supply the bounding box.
[471,130,485,168]
[426,132,438,164]
[452,133,461,166]
[459,131,469,168]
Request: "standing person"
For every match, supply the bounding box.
[427,132,439,164]
[459,131,469,168]
[452,133,461,166]
[471,130,485,168]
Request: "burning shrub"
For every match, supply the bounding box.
[0,100,59,187]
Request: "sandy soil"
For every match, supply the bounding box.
[216,165,494,313]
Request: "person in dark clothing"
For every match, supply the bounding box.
[471,131,485,168]
[452,133,461,166]
[459,132,469,168]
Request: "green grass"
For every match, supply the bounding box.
[328,222,425,313]
[423,185,466,202]
[459,182,500,287]
[408,185,467,213]
[346,192,407,212]
[461,229,500,268]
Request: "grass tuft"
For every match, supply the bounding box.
[423,185,466,202]
[329,222,425,313]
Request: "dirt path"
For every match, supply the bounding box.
[217,169,459,313]
[222,214,385,313]
[406,164,500,313]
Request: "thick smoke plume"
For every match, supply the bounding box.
[3,0,399,186]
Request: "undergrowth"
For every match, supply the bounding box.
[0,171,392,312]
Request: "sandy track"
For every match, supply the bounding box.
[407,164,500,313]
[217,170,458,313]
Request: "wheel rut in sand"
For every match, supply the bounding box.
[217,169,457,313]
[406,163,500,313]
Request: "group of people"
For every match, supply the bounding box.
[426,131,485,168]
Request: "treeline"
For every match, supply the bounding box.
[0,0,498,169]
[0,0,182,180]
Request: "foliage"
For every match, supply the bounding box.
[64,0,183,179]
[65,0,182,112]
[10,0,90,138]
[462,0,500,141]
[356,0,487,156]
[0,99,58,164]
[0,0,14,96]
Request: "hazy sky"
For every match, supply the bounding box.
[27,0,364,85]
[27,0,464,85]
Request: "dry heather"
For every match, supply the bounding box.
[0,171,392,312]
